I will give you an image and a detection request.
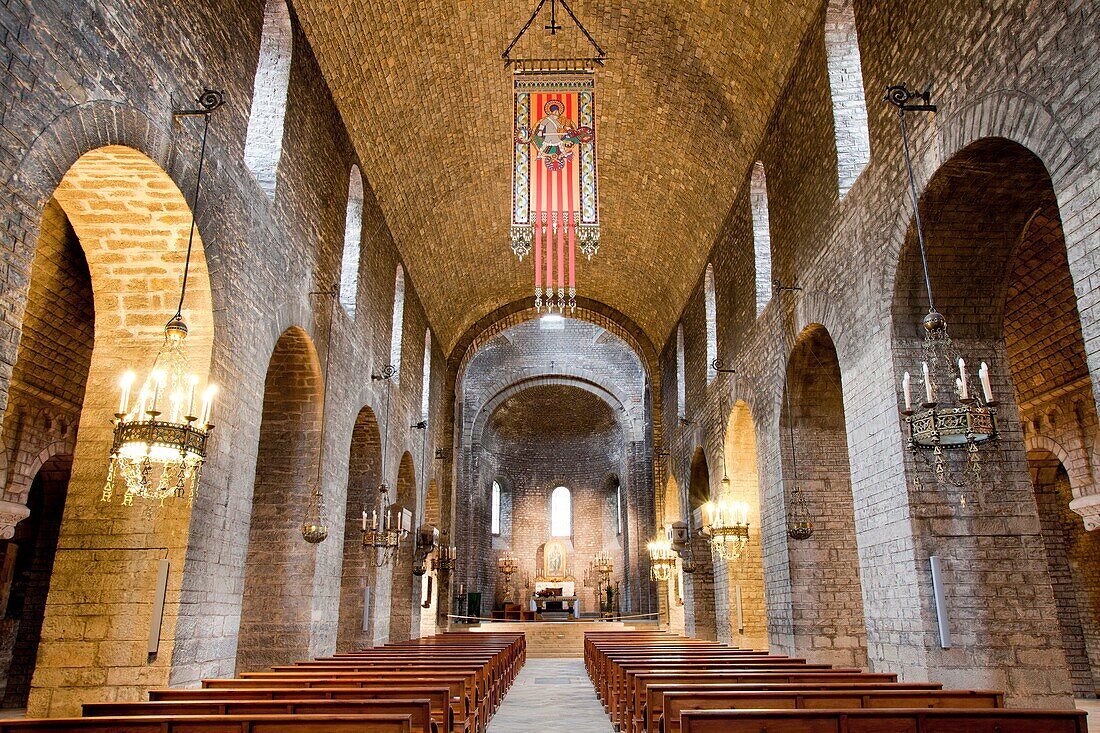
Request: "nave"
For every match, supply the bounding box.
[0,0,1097,727]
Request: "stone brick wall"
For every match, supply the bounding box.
[0,0,445,714]
[659,0,1097,707]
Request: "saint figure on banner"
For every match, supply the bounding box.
[518,98,594,172]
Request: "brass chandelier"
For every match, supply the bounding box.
[362,484,405,567]
[647,534,676,582]
[360,362,409,565]
[888,84,999,488]
[433,544,457,575]
[102,89,222,508]
[702,475,750,561]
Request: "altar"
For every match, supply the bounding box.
[531,594,579,620]
[530,540,580,619]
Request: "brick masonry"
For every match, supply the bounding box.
[0,0,1093,717]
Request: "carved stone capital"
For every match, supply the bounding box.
[1069,493,1100,531]
[0,499,30,540]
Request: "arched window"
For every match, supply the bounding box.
[825,0,870,196]
[420,329,432,421]
[243,0,292,198]
[750,162,772,317]
[704,264,718,383]
[676,324,687,419]
[551,486,571,537]
[388,266,405,382]
[339,166,364,316]
[616,483,623,535]
[491,481,501,536]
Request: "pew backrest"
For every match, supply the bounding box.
[678,707,1088,733]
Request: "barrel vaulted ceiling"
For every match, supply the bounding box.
[291,0,823,352]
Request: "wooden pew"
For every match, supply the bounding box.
[0,714,415,732]
[200,675,477,732]
[678,707,1088,732]
[216,669,484,726]
[614,668,897,728]
[148,685,454,733]
[636,681,947,733]
[82,699,436,733]
[659,689,1003,733]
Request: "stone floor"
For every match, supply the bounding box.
[487,658,613,732]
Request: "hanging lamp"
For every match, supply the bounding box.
[361,363,408,566]
[783,380,814,540]
[647,534,676,582]
[300,285,340,544]
[102,89,223,508]
[887,84,999,488]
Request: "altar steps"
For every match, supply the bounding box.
[467,621,651,658]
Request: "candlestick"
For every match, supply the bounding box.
[199,385,218,426]
[902,371,912,411]
[922,362,933,403]
[371,510,378,531]
[137,387,149,419]
[957,358,969,399]
[119,371,136,416]
[361,510,368,531]
[187,375,198,418]
[149,370,164,414]
[169,390,183,423]
[979,362,993,403]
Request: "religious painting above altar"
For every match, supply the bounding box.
[542,538,569,579]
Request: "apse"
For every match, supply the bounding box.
[452,315,656,620]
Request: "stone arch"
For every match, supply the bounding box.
[888,137,1092,698]
[243,0,293,197]
[0,453,72,707]
[237,326,323,672]
[879,95,1094,328]
[782,323,868,667]
[336,404,381,652]
[685,447,717,640]
[1028,448,1100,696]
[470,373,635,445]
[14,145,216,715]
[387,451,418,642]
[719,400,768,647]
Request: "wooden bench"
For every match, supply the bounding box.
[82,698,436,733]
[659,689,1003,733]
[635,681,947,733]
[200,676,476,732]
[0,713,415,732]
[678,707,1088,732]
[148,685,454,733]
[614,669,897,728]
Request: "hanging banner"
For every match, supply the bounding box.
[511,70,599,312]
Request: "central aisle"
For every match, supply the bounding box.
[488,658,613,732]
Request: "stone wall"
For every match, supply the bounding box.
[0,0,445,714]
[660,0,1097,707]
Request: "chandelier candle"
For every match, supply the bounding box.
[902,371,912,411]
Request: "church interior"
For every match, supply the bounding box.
[0,0,1097,730]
